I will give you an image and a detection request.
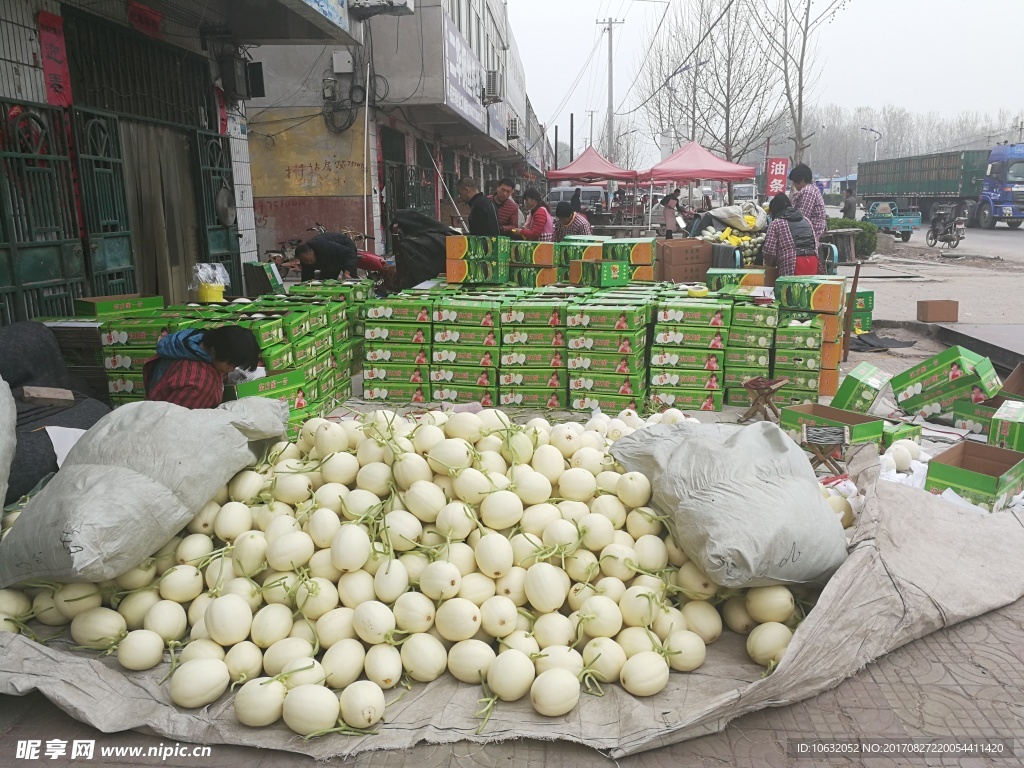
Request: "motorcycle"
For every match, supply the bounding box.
[926,209,966,249]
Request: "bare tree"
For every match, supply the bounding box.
[753,0,850,163]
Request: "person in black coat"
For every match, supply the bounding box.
[570,187,582,213]
[456,177,500,236]
[291,232,358,281]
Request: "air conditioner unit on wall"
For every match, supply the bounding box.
[507,117,520,141]
[484,71,503,105]
[349,0,414,20]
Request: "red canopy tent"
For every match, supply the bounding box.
[546,146,638,182]
[639,142,756,183]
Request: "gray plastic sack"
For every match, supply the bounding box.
[708,201,768,232]
[0,376,13,506]
[611,421,847,587]
[0,397,287,588]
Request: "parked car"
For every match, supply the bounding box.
[547,186,605,216]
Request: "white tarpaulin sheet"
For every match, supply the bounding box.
[2,446,1024,759]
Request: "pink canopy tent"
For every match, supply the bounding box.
[546,146,638,183]
[639,142,756,183]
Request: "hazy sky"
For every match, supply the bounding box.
[507,0,1024,166]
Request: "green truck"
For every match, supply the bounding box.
[857,146,1024,229]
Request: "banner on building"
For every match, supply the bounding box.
[765,157,790,197]
[37,12,72,108]
[127,2,164,39]
[441,12,486,134]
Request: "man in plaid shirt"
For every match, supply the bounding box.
[489,178,520,235]
[762,193,819,276]
[788,163,827,273]
[553,201,593,241]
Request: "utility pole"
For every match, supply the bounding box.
[554,126,559,170]
[570,113,574,161]
[587,110,598,147]
[598,18,624,162]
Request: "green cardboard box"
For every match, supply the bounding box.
[508,266,566,288]
[500,326,566,347]
[566,328,645,354]
[432,344,501,368]
[656,301,732,327]
[563,234,612,242]
[446,235,512,260]
[891,347,995,400]
[569,372,647,395]
[567,303,649,331]
[429,365,499,388]
[233,315,285,346]
[831,362,892,414]
[649,368,722,390]
[602,238,657,265]
[569,392,647,413]
[722,366,771,389]
[727,327,774,349]
[882,421,923,450]
[334,377,353,402]
[498,348,569,368]
[772,349,821,370]
[649,347,725,371]
[432,325,501,346]
[989,400,1024,452]
[228,370,306,405]
[256,300,328,332]
[850,290,875,311]
[363,298,434,324]
[311,327,333,356]
[774,324,824,350]
[363,363,430,384]
[649,388,724,412]
[775,276,847,314]
[430,384,499,406]
[573,260,631,288]
[727,387,817,407]
[499,302,567,326]
[103,347,156,372]
[333,341,356,369]
[498,388,568,409]
[705,268,766,291]
[925,442,1024,512]
[366,343,432,366]
[554,241,604,266]
[852,312,873,333]
[432,299,505,326]
[652,326,728,350]
[730,303,779,328]
[776,370,821,392]
[290,278,373,304]
[952,398,1003,437]
[293,335,316,364]
[510,241,556,266]
[445,259,510,285]
[332,325,351,347]
[567,351,646,375]
[779,403,885,445]
[107,372,144,396]
[262,342,295,373]
[365,322,431,345]
[76,294,165,317]
[901,362,1002,418]
[265,295,346,326]
[779,310,845,343]
[725,348,772,368]
[364,382,431,404]
[101,317,180,347]
[497,368,567,389]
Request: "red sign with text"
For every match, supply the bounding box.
[37,12,72,107]
[128,1,164,39]
[765,157,790,198]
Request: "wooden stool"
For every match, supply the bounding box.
[737,377,790,424]
[801,425,849,476]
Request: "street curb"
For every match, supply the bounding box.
[873,319,942,338]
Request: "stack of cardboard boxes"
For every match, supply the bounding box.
[722,302,779,406]
[432,297,504,406]
[850,290,873,333]
[360,296,433,406]
[498,296,569,409]
[952,364,1024,438]
[890,346,1002,421]
[568,297,650,412]
[772,276,847,400]
[445,236,511,285]
[648,296,729,412]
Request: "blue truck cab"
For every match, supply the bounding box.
[978,143,1024,229]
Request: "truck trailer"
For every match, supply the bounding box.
[857,145,1024,229]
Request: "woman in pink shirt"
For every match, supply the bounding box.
[515,188,554,242]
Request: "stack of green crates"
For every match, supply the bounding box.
[648,295,729,412]
[445,236,511,285]
[722,302,778,406]
[567,298,650,412]
[851,290,873,333]
[431,296,504,406]
[359,295,433,406]
[498,296,569,410]
[772,276,848,401]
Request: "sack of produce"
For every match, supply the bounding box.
[0,397,287,587]
[611,421,848,587]
[0,376,14,505]
[709,201,769,232]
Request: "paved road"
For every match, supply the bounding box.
[827,206,1024,262]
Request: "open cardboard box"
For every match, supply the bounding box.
[780,403,885,445]
[925,441,1024,512]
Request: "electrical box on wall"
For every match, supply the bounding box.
[332,51,354,75]
[349,0,414,20]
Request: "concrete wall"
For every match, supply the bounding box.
[366,4,446,106]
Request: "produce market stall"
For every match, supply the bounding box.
[546,148,639,226]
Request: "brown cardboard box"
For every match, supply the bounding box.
[656,238,712,283]
[818,368,840,396]
[820,341,842,370]
[917,300,959,322]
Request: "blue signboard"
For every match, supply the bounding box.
[302,0,350,33]
[442,11,487,133]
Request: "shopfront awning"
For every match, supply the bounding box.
[639,142,756,183]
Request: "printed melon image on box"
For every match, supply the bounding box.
[830,362,893,414]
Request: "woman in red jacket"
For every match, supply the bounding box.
[515,188,554,242]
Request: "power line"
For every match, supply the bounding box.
[614,0,672,114]
[616,0,736,117]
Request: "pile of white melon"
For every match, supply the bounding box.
[0,408,810,738]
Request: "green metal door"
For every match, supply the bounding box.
[73,108,135,296]
[0,100,86,326]
[194,131,241,292]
